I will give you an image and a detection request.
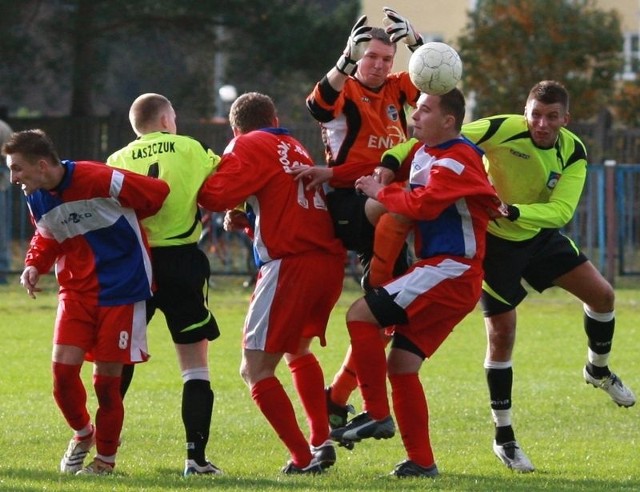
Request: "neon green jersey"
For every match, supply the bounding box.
[107,131,221,247]
[462,115,587,241]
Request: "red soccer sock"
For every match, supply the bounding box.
[369,213,412,287]
[93,374,124,458]
[329,345,359,407]
[288,353,329,447]
[251,376,312,468]
[390,372,435,467]
[52,361,91,431]
[346,320,389,420]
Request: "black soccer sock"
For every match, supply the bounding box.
[119,364,135,398]
[182,379,214,464]
[486,366,514,443]
[584,312,614,378]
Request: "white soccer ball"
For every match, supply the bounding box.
[408,42,463,96]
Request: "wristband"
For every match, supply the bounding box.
[336,55,358,76]
[506,205,520,221]
[407,34,424,52]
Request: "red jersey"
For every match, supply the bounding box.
[379,137,500,264]
[306,72,420,187]
[198,128,345,265]
[25,160,169,306]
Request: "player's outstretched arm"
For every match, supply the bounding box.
[334,15,372,77]
[289,166,334,190]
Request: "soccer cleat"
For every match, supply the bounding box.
[281,459,324,474]
[330,412,395,443]
[492,440,535,473]
[390,459,439,478]
[583,367,636,408]
[310,440,336,469]
[59,428,96,473]
[75,458,114,475]
[183,459,223,477]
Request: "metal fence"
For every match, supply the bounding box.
[2,115,640,284]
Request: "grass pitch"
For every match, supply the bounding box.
[0,274,638,491]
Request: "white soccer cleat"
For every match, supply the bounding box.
[59,428,95,473]
[583,367,636,408]
[75,458,114,475]
[492,440,535,473]
[183,459,223,477]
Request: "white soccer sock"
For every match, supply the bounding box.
[181,367,210,382]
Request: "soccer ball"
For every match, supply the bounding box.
[408,42,463,96]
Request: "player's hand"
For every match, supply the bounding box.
[373,166,395,185]
[223,209,250,232]
[382,7,423,52]
[355,175,384,198]
[488,200,519,221]
[336,15,372,76]
[289,166,334,190]
[20,266,41,299]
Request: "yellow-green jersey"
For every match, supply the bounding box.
[107,131,221,247]
[462,115,587,241]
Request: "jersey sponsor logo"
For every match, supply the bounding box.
[367,126,406,150]
[509,149,530,159]
[386,104,399,122]
[131,141,176,160]
[546,171,561,189]
[61,211,93,225]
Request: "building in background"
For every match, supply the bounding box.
[363,0,639,80]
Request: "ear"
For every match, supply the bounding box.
[443,113,456,131]
[37,158,49,172]
[159,112,170,130]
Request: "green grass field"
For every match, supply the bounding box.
[1,275,638,491]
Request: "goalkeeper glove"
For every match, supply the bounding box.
[336,15,372,76]
[382,6,424,52]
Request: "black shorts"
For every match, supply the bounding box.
[326,188,374,253]
[481,229,588,316]
[326,188,409,291]
[149,244,220,344]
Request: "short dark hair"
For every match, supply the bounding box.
[369,27,396,53]
[438,88,466,132]
[129,93,172,133]
[527,80,569,111]
[2,129,60,164]
[229,92,277,134]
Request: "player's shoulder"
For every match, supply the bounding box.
[558,127,587,161]
[164,132,212,152]
[463,114,527,144]
[385,71,411,83]
[559,126,585,145]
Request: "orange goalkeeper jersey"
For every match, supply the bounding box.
[306,71,420,187]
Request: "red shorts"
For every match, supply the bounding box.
[243,251,344,354]
[376,257,483,358]
[54,299,149,363]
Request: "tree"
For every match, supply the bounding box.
[0,0,358,118]
[613,81,640,127]
[457,0,623,121]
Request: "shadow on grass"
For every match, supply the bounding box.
[1,467,639,492]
